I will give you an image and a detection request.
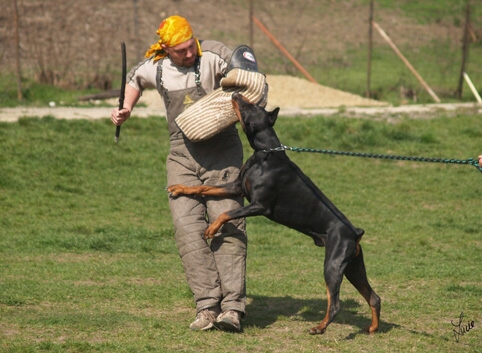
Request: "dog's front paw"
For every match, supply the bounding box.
[166,185,185,197]
[203,227,216,240]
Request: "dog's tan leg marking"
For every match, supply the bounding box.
[204,212,233,239]
[309,286,331,335]
[167,185,236,198]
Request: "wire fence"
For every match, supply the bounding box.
[1,0,481,100]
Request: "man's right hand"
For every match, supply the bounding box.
[111,107,131,126]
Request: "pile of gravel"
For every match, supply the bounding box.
[265,75,387,109]
[137,75,388,111]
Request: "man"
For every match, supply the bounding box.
[111,15,247,332]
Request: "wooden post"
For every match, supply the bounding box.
[373,21,441,103]
[252,16,317,83]
[456,2,471,99]
[366,0,374,98]
[13,0,22,101]
[463,72,481,103]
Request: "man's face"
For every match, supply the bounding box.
[163,38,198,67]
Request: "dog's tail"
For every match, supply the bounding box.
[355,227,365,239]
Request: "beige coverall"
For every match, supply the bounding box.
[127,40,247,315]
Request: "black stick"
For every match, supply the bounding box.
[115,42,127,143]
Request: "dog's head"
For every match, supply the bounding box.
[231,92,281,151]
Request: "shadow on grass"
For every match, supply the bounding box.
[245,295,399,338]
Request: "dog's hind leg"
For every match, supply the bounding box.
[343,243,381,334]
[308,284,341,334]
[309,242,352,335]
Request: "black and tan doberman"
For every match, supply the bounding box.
[167,92,381,335]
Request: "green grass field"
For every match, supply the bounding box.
[1,111,480,352]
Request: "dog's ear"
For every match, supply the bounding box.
[267,107,280,127]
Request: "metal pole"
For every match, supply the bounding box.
[252,16,317,83]
[366,0,374,98]
[13,0,22,101]
[249,0,254,48]
[456,1,471,99]
[133,0,140,62]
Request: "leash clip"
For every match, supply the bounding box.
[262,144,289,153]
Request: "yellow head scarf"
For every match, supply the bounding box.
[145,15,202,62]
